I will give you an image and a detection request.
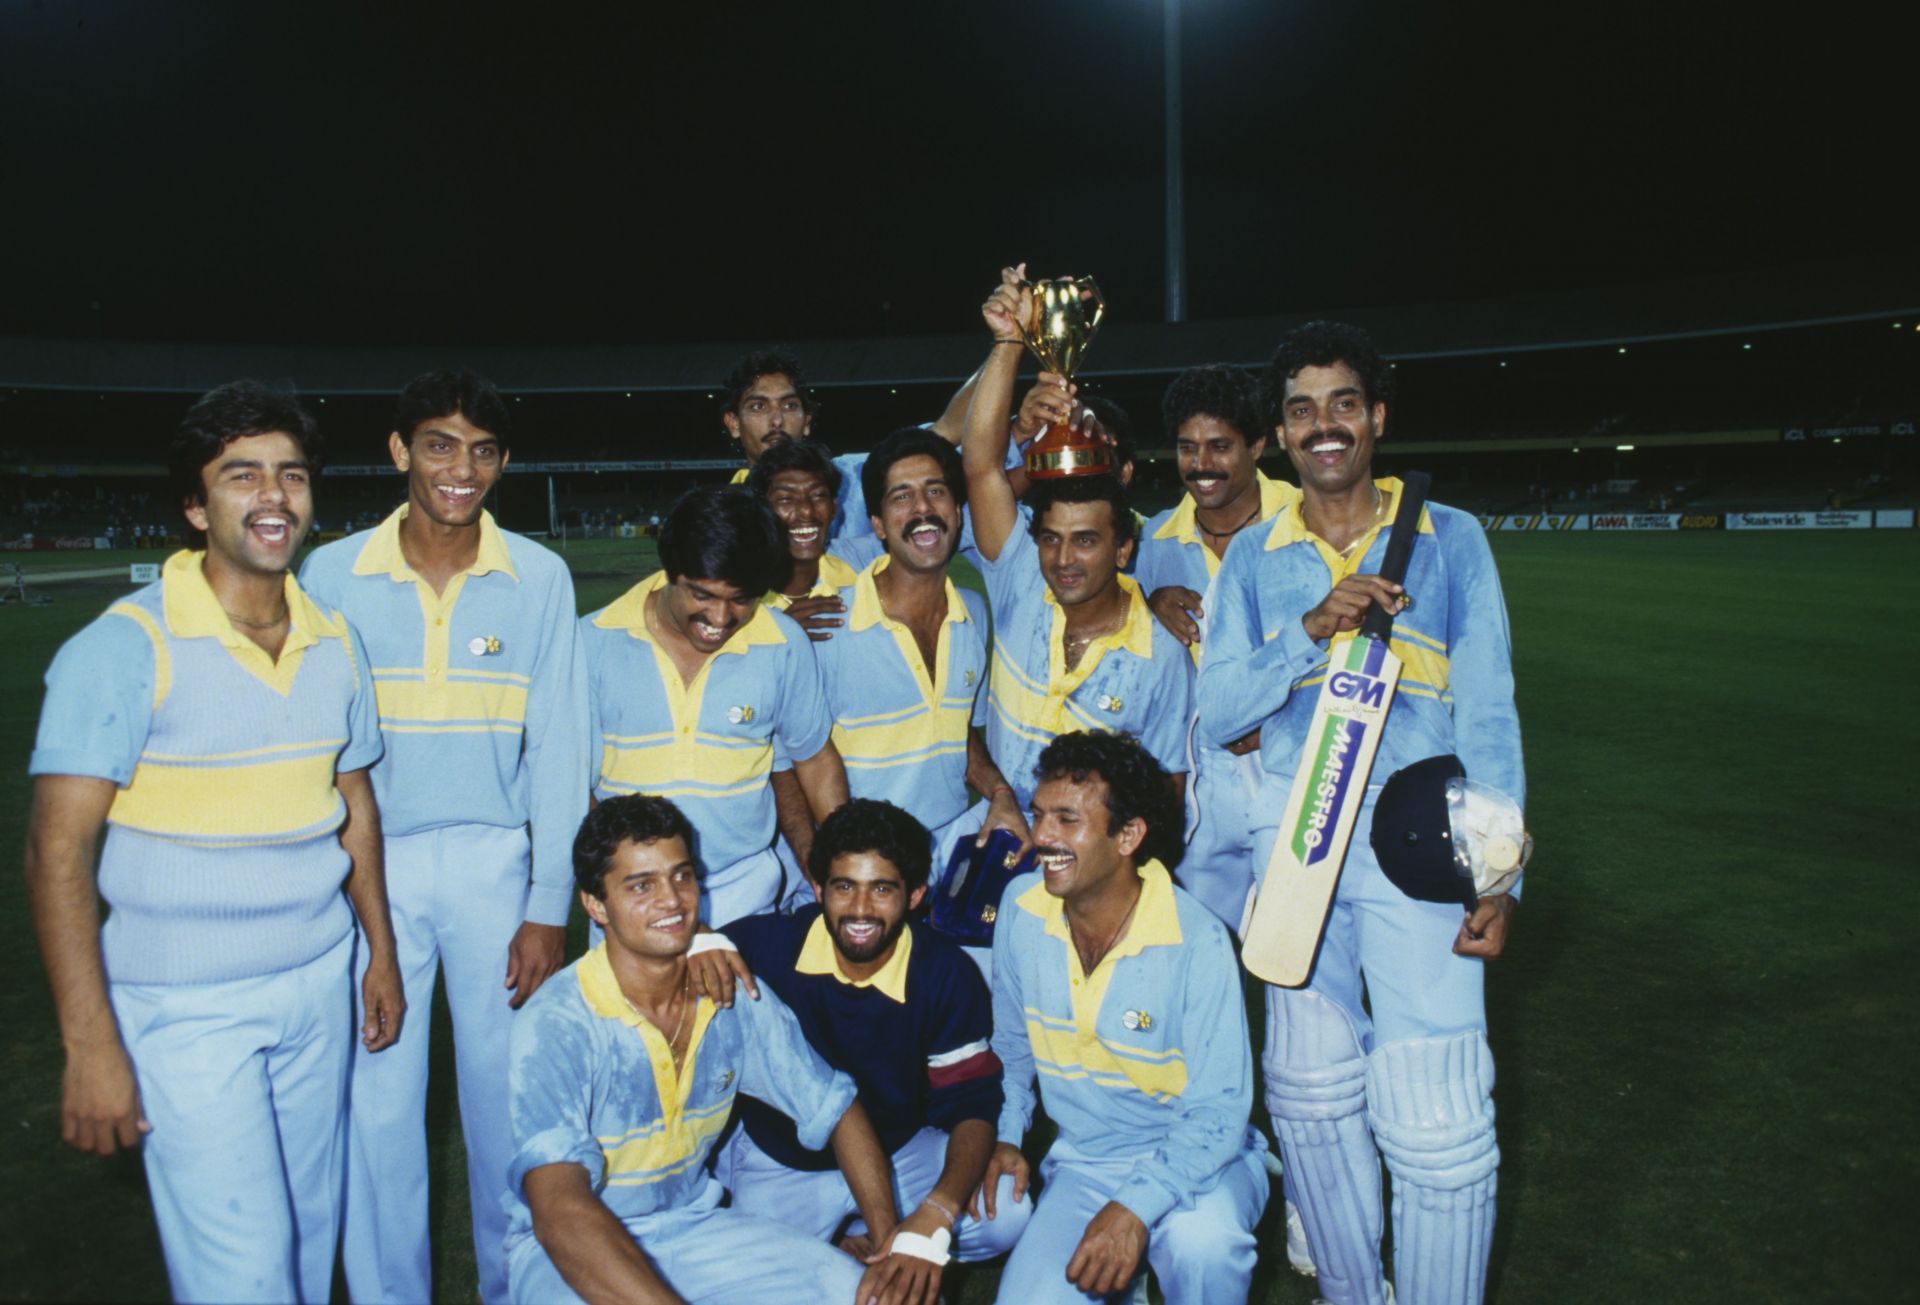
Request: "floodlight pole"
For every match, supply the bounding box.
[1164,0,1186,323]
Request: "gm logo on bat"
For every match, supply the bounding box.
[1327,670,1388,710]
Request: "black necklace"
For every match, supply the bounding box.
[1196,496,1263,540]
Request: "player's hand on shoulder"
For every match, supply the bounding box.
[783,594,845,642]
[60,1041,149,1156]
[1302,574,1408,644]
[1066,1201,1148,1297]
[1453,893,1515,959]
[687,930,758,1008]
[506,920,567,1010]
[1147,585,1204,646]
[971,1142,1030,1220]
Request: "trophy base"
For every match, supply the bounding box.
[1024,423,1114,480]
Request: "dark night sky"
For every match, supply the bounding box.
[1,1,1905,348]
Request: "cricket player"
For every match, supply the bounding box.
[962,269,1194,809]
[982,731,1269,1303]
[746,438,863,630]
[582,485,849,921]
[506,794,930,1304]
[810,427,1029,870]
[714,798,1031,1290]
[300,370,590,1304]
[1134,363,1298,927]
[1198,321,1524,1304]
[26,381,402,1303]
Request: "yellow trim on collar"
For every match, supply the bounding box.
[1152,471,1297,548]
[593,570,788,655]
[846,554,971,633]
[767,551,860,609]
[1263,476,1434,554]
[1016,860,1183,954]
[730,467,750,485]
[576,943,718,1117]
[1043,572,1156,667]
[350,504,518,583]
[793,915,914,1003]
[159,550,342,695]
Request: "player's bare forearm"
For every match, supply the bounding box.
[792,741,850,827]
[928,359,986,447]
[526,1163,683,1305]
[962,302,1024,560]
[771,768,816,883]
[929,1118,996,1220]
[337,766,406,1050]
[964,728,1012,803]
[830,1099,901,1245]
[27,774,149,1154]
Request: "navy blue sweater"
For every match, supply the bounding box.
[722,907,1002,1171]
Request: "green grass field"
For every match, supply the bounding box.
[1,531,1914,1302]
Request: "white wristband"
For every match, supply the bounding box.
[688,933,738,957]
[889,1227,952,1266]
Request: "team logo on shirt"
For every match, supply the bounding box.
[1121,1009,1153,1032]
[1096,693,1124,713]
[964,669,976,686]
[726,705,755,725]
[717,1069,735,1090]
[467,635,503,656]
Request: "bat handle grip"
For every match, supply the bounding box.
[1359,470,1431,642]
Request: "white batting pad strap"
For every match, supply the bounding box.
[687,933,739,956]
[890,1228,952,1266]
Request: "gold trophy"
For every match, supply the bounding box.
[1018,276,1110,479]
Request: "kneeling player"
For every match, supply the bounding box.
[505,796,927,1304]
[718,799,1032,1284]
[983,731,1269,1303]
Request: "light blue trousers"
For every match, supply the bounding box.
[343,824,531,1304]
[995,1148,1268,1304]
[110,931,353,1304]
[507,1185,866,1303]
[719,1122,1030,1260]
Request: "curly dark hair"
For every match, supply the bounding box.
[393,369,513,448]
[745,439,843,502]
[572,794,699,899]
[721,348,817,418]
[807,798,933,892]
[657,485,786,596]
[861,427,967,519]
[1259,320,1395,430]
[1033,730,1183,870]
[1026,472,1138,549]
[1161,363,1265,447]
[169,380,324,544]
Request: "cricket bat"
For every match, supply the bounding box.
[1242,470,1432,987]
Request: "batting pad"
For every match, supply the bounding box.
[1262,989,1390,1305]
[1365,1032,1500,1305]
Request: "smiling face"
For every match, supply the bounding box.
[661,574,757,654]
[723,372,812,463]
[1176,414,1265,511]
[582,835,700,962]
[1279,361,1386,497]
[390,410,507,528]
[820,849,925,970]
[764,468,835,565]
[871,452,961,575]
[1034,498,1133,609]
[1029,773,1145,904]
[183,431,313,576]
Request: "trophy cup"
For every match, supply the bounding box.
[1017,276,1110,479]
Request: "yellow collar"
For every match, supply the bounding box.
[846,554,972,633]
[1016,859,1184,959]
[1044,573,1155,660]
[1153,471,1296,546]
[350,503,519,583]
[160,549,341,656]
[794,915,914,1003]
[730,466,751,485]
[1264,476,1434,552]
[767,551,860,608]
[593,569,788,654]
